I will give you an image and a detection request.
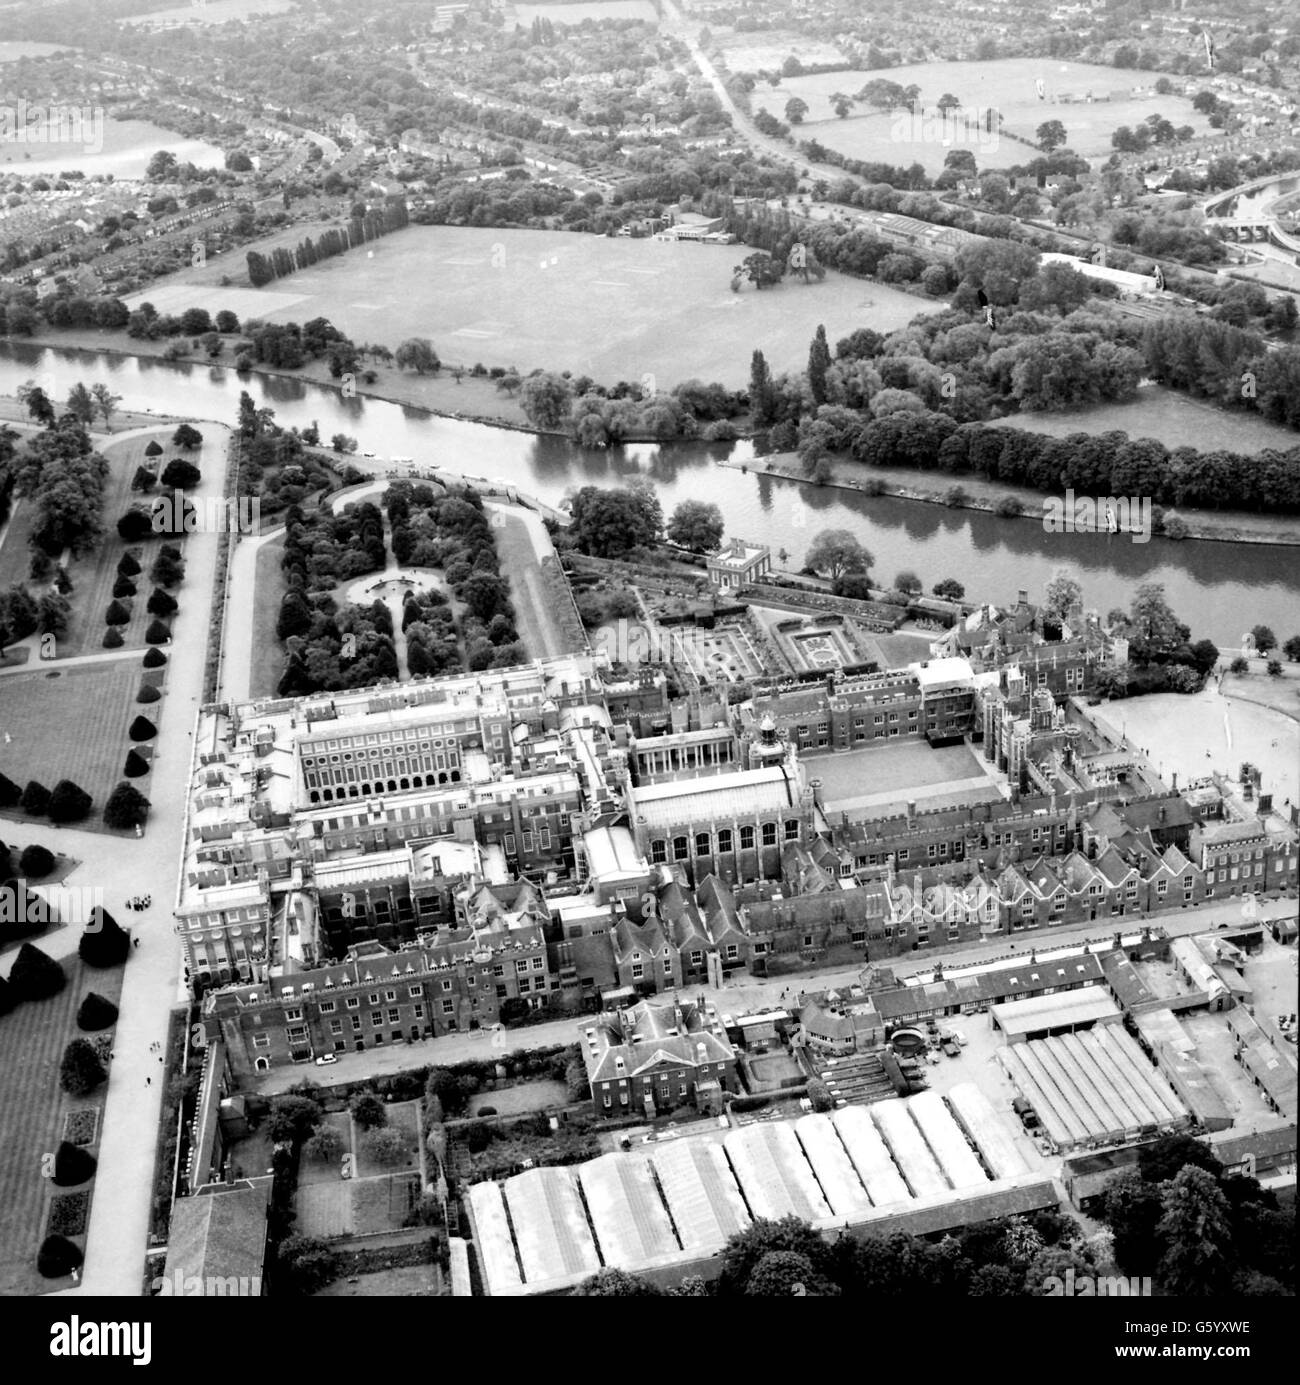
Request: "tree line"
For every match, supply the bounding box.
[246,201,409,288]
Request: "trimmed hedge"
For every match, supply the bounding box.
[76,992,119,1031]
[37,1234,83,1278]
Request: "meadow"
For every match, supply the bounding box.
[125,225,940,388]
[0,118,224,180]
[772,58,1218,172]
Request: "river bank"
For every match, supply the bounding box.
[725,452,1300,549]
[9,329,1300,546]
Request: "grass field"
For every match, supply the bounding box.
[490,508,575,661]
[810,738,992,810]
[0,659,148,829]
[773,58,1217,173]
[999,384,1300,456]
[0,956,122,1296]
[510,0,658,23]
[249,534,287,701]
[123,225,940,388]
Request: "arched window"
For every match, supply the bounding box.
[739,825,755,851]
[717,828,733,854]
[761,821,777,847]
[696,832,711,856]
[651,839,667,864]
[673,836,689,861]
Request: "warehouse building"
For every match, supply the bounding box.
[990,986,1123,1044]
[466,1092,1055,1293]
[1133,1008,1231,1132]
[998,1026,1189,1152]
[946,1082,1031,1181]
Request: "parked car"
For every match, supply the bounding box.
[941,1037,961,1058]
[314,1053,337,1066]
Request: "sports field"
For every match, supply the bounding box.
[123,226,939,388]
[774,58,1217,173]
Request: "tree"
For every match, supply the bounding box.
[570,486,660,558]
[52,1140,97,1186]
[1036,119,1068,152]
[893,570,923,597]
[572,1267,664,1296]
[79,907,130,967]
[76,992,119,1031]
[933,577,965,600]
[160,458,201,488]
[784,97,809,125]
[394,338,439,374]
[303,1126,345,1162]
[749,349,776,427]
[363,1127,412,1166]
[20,780,51,815]
[1157,1165,1237,1296]
[1137,1134,1222,1186]
[519,372,572,430]
[1283,635,1300,662]
[123,749,150,778]
[747,1250,836,1296]
[37,1235,83,1279]
[805,529,872,581]
[66,383,96,425]
[48,780,92,824]
[39,592,71,636]
[806,1078,835,1113]
[720,1217,833,1296]
[9,942,65,1000]
[103,781,149,830]
[350,1092,387,1130]
[60,1038,107,1096]
[808,324,832,407]
[145,618,171,645]
[18,382,55,426]
[1128,583,1186,660]
[0,773,19,807]
[117,508,153,542]
[128,715,157,742]
[667,500,724,553]
[146,588,178,617]
[267,1095,323,1143]
[276,1234,337,1295]
[1099,1169,1164,1273]
[90,384,120,430]
[1250,625,1276,655]
[19,843,56,875]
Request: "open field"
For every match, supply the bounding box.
[773,58,1218,173]
[122,225,940,388]
[488,507,576,661]
[510,0,658,23]
[468,1078,566,1117]
[715,33,848,71]
[999,384,1300,456]
[0,119,224,180]
[249,533,287,701]
[121,0,297,23]
[315,1261,441,1295]
[0,42,72,61]
[0,659,147,828]
[0,956,121,1297]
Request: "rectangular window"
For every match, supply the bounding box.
[371,1011,382,1027]
[409,984,422,998]
[252,1034,270,1050]
[345,997,360,1010]
[388,1008,400,1024]
[319,1000,336,1014]
[329,1019,343,1035]
[631,963,643,980]
[441,999,454,1015]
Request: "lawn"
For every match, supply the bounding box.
[773,58,1218,173]
[999,384,1300,457]
[490,509,575,661]
[0,955,122,1296]
[353,1099,422,1179]
[249,533,286,701]
[468,1078,567,1117]
[0,659,147,831]
[123,225,939,388]
[810,738,991,809]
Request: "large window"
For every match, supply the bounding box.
[739,825,755,851]
[696,832,711,856]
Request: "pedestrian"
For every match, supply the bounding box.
[133,937,140,949]
[146,1076,151,1086]
[158,1055,164,1064]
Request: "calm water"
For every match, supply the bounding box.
[2,344,1297,647]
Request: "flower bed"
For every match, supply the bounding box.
[62,1110,98,1146]
[47,1191,89,1238]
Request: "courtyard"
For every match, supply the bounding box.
[808,738,1002,816]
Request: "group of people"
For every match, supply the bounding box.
[126,895,152,911]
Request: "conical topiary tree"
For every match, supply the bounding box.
[37,1235,83,1278]
[0,879,48,942]
[76,992,119,1031]
[136,684,161,704]
[117,552,142,578]
[18,843,55,876]
[102,627,125,649]
[111,576,136,599]
[79,908,130,967]
[9,942,66,1001]
[60,1039,107,1097]
[146,588,178,617]
[144,618,170,645]
[105,599,131,626]
[144,439,163,457]
[0,772,20,807]
[123,749,150,778]
[52,1141,97,1186]
[20,780,51,815]
[142,647,167,669]
[128,715,157,742]
[103,782,149,830]
[48,780,92,824]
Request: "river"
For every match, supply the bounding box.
[2,343,1296,647]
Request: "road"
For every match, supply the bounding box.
[254,890,1296,1096]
